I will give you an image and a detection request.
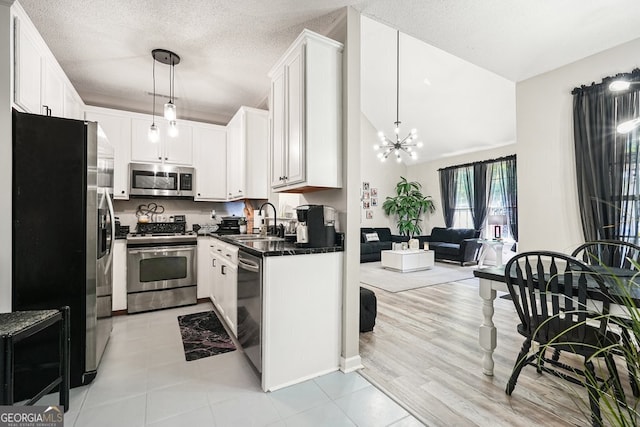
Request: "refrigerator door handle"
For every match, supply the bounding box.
[105,189,116,256]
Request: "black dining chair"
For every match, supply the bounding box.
[572,240,640,271]
[504,251,624,427]
[571,240,640,398]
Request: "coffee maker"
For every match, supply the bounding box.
[295,205,336,248]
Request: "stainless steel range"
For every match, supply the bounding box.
[126,222,197,313]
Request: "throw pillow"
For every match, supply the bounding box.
[364,232,380,242]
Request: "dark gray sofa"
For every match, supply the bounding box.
[360,227,409,263]
[417,227,482,265]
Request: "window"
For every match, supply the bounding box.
[446,157,517,243]
[453,167,473,229]
[619,144,640,244]
[487,164,513,241]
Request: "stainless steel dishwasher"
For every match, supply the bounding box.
[237,250,262,373]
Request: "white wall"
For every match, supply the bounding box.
[517,37,640,253]
[0,2,12,312]
[360,114,406,231]
[406,144,515,234]
[113,199,246,231]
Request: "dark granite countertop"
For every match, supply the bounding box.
[204,234,344,257]
[0,310,61,336]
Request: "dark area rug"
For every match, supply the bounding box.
[177,311,236,361]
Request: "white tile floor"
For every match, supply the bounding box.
[36,302,423,426]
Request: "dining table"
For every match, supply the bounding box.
[473,264,640,376]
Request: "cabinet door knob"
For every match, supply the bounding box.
[198,193,201,196]
[158,156,162,160]
[165,157,168,160]
[221,265,226,275]
[121,190,125,194]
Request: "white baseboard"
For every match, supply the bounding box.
[340,355,363,372]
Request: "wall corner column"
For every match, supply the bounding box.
[0,0,13,312]
[340,6,363,372]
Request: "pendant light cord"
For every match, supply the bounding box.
[152,56,156,123]
[396,29,400,127]
[170,58,174,104]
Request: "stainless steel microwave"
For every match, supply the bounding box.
[129,163,194,197]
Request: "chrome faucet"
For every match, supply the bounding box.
[259,202,278,236]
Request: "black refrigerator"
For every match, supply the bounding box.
[12,109,114,399]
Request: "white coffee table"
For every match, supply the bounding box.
[381,249,435,272]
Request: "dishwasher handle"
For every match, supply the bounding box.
[238,257,260,273]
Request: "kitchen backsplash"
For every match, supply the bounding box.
[114,198,247,232]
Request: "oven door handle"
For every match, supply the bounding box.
[128,245,196,255]
[238,258,260,273]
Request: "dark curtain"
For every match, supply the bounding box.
[573,70,640,242]
[439,168,457,228]
[505,158,518,242]
[492,157,518,243]
[462,164,488,231]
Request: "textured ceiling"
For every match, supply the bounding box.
[17,0,640,162]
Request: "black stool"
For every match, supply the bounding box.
[0,307,70,412]
[360,287,377,332]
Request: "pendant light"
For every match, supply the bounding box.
[163,50,178,121]
[148,52,159,143]
[374,30,422,162]
[149,49,180,140]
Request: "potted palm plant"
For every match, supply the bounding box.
[382,176,435,237]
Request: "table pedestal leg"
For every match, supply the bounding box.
[479,278,497,376]
[495,243,504,266]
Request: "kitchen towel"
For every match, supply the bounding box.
[177,311,236,361]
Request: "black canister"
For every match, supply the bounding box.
[324,225,336,247]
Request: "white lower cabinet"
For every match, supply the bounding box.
[196,237,211,299]
[221,259,237,336]
[262,252,343,391]
[208,239,237,337]
[112,240,127,311]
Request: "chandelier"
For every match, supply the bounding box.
[374,30,422,163]
[148,49,180,142]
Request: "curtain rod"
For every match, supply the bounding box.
[571,68,640,95]
[437,154,516,171]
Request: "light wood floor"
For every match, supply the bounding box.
[359,270,636,427]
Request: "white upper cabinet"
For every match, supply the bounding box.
[268,30,343,193]
[193,124,227,201]
[13,14,43,114]
[226,106,269,200]
[64,84,83,120]
[131,118,193,166]
[270,70,286,188]
[226,111,245,200]
[244,108,269,199]
[12,4,85,119]
[85,107,132,200]
[41,58,64,117]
